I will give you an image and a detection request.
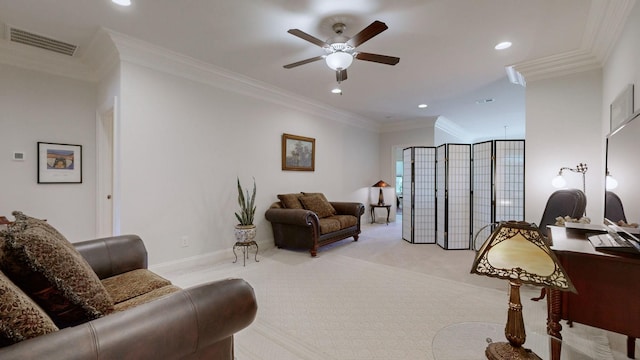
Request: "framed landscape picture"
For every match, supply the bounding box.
[37,142,82,183]
[282,133,315,171]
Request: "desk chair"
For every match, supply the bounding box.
[531,189,586,302]
[537,189,587,238]
[605,191,627,224]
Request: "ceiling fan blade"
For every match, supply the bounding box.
[355,52,400,65]
[336,69,347,82]
[348,20,388,48]
[287,29,329,48]
[283,55,324,69]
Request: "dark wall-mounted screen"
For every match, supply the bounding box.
[606,110,640,226]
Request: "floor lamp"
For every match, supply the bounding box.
[551,163,587,215]
[551,163,587,193]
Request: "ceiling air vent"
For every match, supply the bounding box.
[9,27,77,56]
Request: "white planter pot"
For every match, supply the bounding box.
[234,225,256,243]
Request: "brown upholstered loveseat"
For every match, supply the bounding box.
[265,192,365,257]
[0,212,257,359]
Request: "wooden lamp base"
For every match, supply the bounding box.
[485,342,542,360]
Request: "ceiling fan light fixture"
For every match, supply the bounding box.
[495,41,512,50]
[112,0,132,6]
[325,51,353,70]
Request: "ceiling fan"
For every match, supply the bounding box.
[283,20,400,83]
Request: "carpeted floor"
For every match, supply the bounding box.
[154,218,634,359]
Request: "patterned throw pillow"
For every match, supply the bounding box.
[1,211,114,328]
[277,193,304,209]
[299,195,336,218]
[0,270,59,347]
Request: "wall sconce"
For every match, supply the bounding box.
[471,221,576,359]
[371,180,390,206]
[605,170,618,190]
[551,163,587,193]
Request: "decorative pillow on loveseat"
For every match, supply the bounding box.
[0,211,114,328]
[277,193,304,209]
[299,194,336,218]
[0,270,59,346]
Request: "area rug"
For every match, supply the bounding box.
[159,249,613,359]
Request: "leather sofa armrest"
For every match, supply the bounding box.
[265,208,319,227]
[0,278,257,360]
[74,234,148,279]
[330,202,365,217]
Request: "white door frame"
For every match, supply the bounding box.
[96,96,120,237]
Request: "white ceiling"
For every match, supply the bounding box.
[0,0,615,140]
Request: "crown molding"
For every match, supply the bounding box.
[82,28,120,82]
[434,116,471,142]
[103,29,380,132]
[511,0,635,84]
[0,26,380,132]
[379,117,438,133]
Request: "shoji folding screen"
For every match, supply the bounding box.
[436,144,471,249]
[472,140,525,250]
[402,147,436,244]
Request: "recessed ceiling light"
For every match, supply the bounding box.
[495,41,512,50]
[331,87,342,95]
[112,0,131,6]
[418,104,428,109]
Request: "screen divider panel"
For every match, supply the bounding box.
[402,147,436,243]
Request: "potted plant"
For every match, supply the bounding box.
[234,177,256,243]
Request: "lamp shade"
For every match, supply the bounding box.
[606,173,618,190]
[325,51,353,70]
[371,180,390,188]
[551,174,567,188]
[471,221,575,292]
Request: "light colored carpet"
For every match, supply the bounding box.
[154,219,627,359]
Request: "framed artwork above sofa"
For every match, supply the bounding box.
[282,133,315,171]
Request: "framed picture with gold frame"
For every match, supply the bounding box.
[282,133,315,171]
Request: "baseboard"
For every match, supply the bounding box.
[150,241,275,273]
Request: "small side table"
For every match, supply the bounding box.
[370,204,391,225]
[233,241,259,266]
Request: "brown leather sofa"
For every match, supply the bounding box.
[265,193,364,257]
[0,235,257,360]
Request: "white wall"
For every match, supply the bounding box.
[378,120,436,220]
[0,64,97,241]
[525,69,603,225]
[118,61,379,264]
[603,2,640,119]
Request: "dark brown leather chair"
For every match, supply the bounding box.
[532,189,586,302]
[605,190,627,223]
[537,189,587,238]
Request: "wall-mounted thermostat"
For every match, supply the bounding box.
[12,152,25,161]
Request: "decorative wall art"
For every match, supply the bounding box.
[282,133,315,171]
[37,142,82,183]
[610,84,634,131]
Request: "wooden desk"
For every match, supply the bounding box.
[547,226,640,360]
